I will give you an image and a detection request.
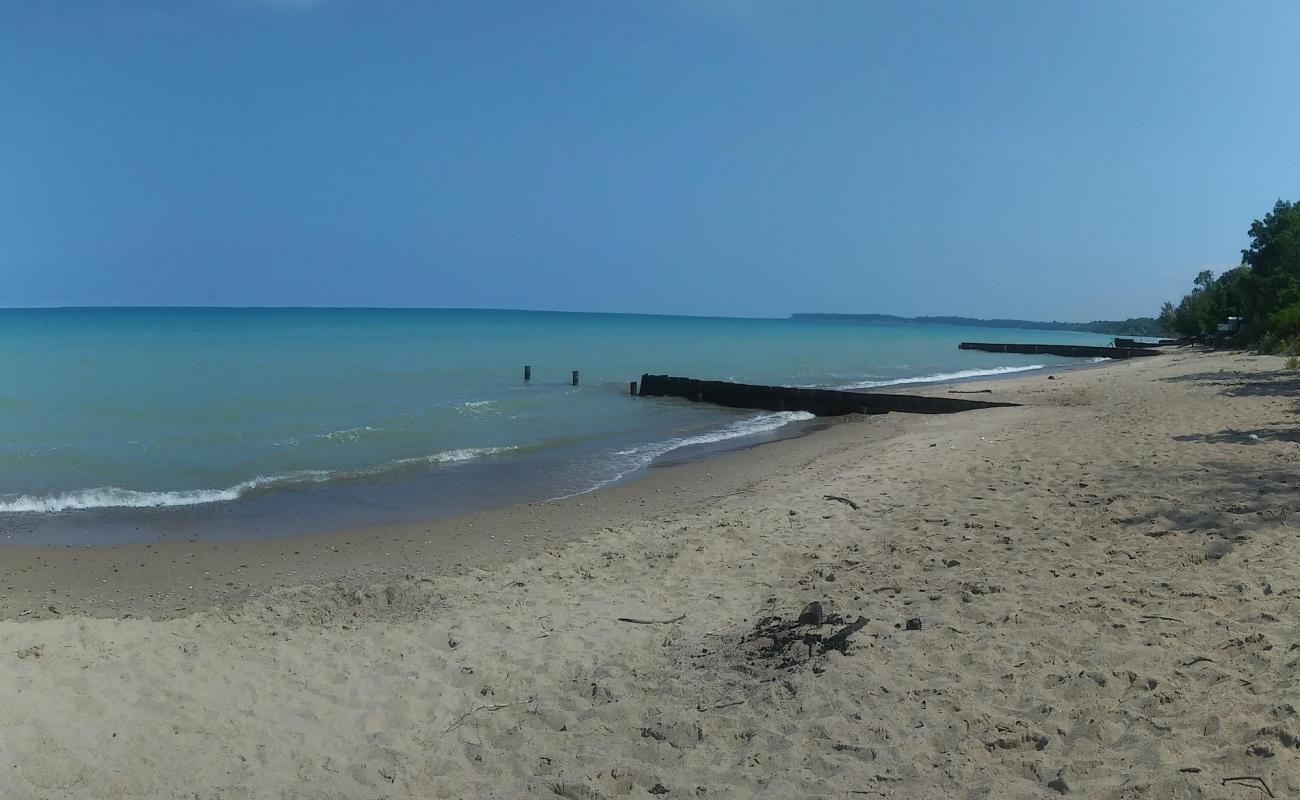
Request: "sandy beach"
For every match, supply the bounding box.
[4,349,1300,799]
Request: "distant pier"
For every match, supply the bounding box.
[958,342,1162,359]
[637,374,1018,417]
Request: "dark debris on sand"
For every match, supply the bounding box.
[741,602,870,670]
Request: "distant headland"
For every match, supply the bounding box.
[790,313,1167,337]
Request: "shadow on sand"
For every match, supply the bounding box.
[1110,459,1294,535]
[1160,369,1300,398]
[1173,427,1300,445]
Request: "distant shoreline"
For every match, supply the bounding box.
[790,312,1168,337]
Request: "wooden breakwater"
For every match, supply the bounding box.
[637,374,1019,416]
[958,342,1162,359]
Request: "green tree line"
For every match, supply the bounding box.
[1161,199,1300,351]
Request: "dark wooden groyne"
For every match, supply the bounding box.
[637,374,1018,417]
[958,342,1162,359]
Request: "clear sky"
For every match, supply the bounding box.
[3,1,1298,319]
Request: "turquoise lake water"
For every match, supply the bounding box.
[0,308,1115,542]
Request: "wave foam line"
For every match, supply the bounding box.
[0,446,518,513]
[840,364,1045,389]
[319,425,382,442]
[557,411,815,499]
[615,411,815,461]
[393,446,515,467]
[455,400,497,414]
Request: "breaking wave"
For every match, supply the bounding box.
[0,446,517,513]
[840,364,1045,389]
[557,411,816,498]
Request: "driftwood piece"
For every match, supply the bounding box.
[697,699,744,711]
[617,614,686,625]
[824,616,869,649]
[823,495,861,510]
[442,698,534,735]
[1222,776,1274,798]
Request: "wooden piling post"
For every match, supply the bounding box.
[524,365,532,382]
[572,370,579,386]
[630,381,638,396]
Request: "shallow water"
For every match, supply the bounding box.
[0,308,1113,541]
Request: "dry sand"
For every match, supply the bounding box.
[3,349,1300,799]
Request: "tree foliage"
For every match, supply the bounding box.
[1162,199,1300,351]
[1243,199,1300,278]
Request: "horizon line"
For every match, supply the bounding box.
[0,304,1154,325]
[0,304,787,322]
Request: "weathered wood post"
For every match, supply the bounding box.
[572,370,579,386]
[524,365,532,382]
[630,381,638,395]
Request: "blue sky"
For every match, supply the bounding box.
[3,1,1298,319]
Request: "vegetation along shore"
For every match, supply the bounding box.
[1162,199,1300,350]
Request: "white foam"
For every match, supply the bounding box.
[393,446,516,466]
[455,400,497,414]
[319,425,382,441]
[840,364,1045,389]
[0,447,517,513]
[558,411,815,498]
[0,470,330,513]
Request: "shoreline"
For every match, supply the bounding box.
[0,413,892,621]
[0,354,1108,546]
[0,355,1115,621]
[0,407,825,545]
